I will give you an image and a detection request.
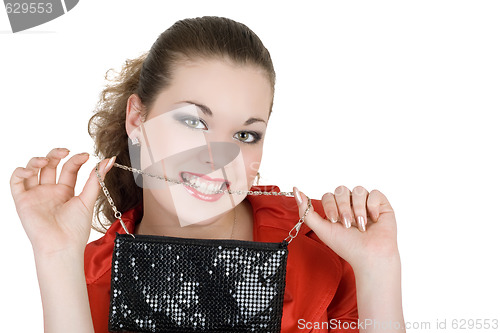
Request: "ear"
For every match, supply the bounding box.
[125,94,146,142]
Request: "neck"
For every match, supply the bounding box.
[136,190,238,239]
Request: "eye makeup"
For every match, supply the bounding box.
[233,131,263,144]
[168,103,265,145]
[172,113,209,131]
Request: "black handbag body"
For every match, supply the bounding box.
[108,233,289,333]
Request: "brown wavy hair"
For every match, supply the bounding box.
[88,16,276,233]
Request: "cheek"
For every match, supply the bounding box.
[139,121,207,170]
[242,149,263,185]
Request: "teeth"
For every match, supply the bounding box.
[199,182,208,193]
[182,173,226,194]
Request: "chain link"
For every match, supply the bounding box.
[95,161,312,243]
[95,163,135,238]
[113,162,295,197]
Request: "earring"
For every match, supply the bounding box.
[253,172,261,186]
[131,137,140,146]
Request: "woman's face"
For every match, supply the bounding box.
[126,58,273,227]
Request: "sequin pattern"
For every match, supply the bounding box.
[108,233,288,333]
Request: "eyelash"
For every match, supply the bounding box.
[177,115,262,144]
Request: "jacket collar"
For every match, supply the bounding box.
[245,185,313,236]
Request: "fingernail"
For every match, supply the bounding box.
[293,187,302,205]
[358,216,366,232]
[104,156,116,172]
[329,217,338,223]
[343,215,351,228]
[79,152,90,160]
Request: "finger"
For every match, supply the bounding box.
[58,153,90,190]
[10,167,36,198]
[352,185,369,232]
[366,189,394,222]
[334,185,354,229]
[40,148,70,184]
[321,192,339,223]
[78,156,116,213]
[293,187,345,247]
[24,157,50,190]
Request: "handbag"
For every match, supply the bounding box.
[95,162,312,333]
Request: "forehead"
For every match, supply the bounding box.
[149,58,273,120]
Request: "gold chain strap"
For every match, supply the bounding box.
[94,161,312,244]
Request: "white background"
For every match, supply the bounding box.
[1,0,499,331]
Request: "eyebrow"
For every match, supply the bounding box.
[183,101,267,125]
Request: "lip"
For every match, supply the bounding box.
[179,171,231,202]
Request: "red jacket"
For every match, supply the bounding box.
[84,185,359,332]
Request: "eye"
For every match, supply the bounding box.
[234,131,261,144]
[182,117,208,130]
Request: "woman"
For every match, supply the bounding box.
[10,16,404,332]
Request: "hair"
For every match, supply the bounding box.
[88,16,276,233]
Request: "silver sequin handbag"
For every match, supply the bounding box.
[95,162,312,333]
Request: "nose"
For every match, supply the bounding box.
[197,142,240,172]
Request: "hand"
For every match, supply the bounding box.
[10,148,116,256]
[293,185,400,272]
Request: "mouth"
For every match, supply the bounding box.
[179,171,230,202]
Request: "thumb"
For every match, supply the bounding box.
[78,156,116,213]
[293,187,343,247]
